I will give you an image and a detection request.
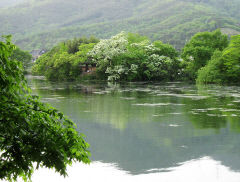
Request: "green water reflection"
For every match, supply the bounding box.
[28,76,240,174]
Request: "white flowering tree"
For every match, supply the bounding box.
[106,64,138,81]
[88,32,181,81]
[88,32,128,76]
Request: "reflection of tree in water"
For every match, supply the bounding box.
[30,78,240,132]
[183,96,228,129]
[28,77,240,174]
[184,84,240,131]
[29,76,105,95]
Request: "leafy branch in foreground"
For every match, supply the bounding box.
[0,35,90,181]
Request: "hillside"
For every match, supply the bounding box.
[0,0,239,50]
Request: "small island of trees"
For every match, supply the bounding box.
[32,30,240,84]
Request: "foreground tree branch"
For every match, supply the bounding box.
[0,35,90,181]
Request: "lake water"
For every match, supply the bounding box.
[27,76,240,182]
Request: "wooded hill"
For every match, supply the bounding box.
[1,0,239,50]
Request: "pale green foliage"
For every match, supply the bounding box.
[106,64,138,81]
[143,55,179,80]
[88,32,128,64]
[87,32,128,78]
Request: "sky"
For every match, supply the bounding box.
[0,0,26,8]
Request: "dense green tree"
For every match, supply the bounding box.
[10,47,32,71]
[222,35,240,83]
[197,35,240,84]
[32,37,98,81]
[142,55,180,81]
[143,41,180,81]
[89,32,181,81]
[151,41,179,59]
[66,36,99,54]
[0,36,90,181]
[182,29,229,80]
[197,50,224,84]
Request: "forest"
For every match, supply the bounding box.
[32,30,240,84]
[0,0,240,51]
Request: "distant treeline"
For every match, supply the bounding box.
[32,30,240,84]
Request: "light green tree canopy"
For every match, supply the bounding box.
[197,34,240,84]
[32,37,98,81]
[182,29,229,80]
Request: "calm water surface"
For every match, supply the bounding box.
[27,76,240,182]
